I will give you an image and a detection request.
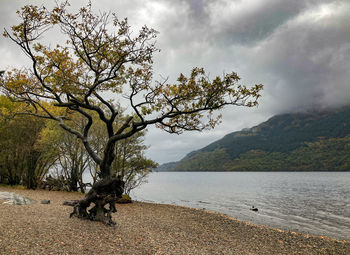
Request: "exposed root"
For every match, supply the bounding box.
[63,178,124,226]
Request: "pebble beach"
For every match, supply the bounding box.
[0,186,349,255]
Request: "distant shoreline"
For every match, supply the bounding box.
[155,170,350,172]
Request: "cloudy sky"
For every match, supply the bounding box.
[1,0,350,164]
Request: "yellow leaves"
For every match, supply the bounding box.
[33,42,44,52]
[177,73,187,83]
[141,106,152,115]
[4,0,160,100]
[0,95,32,119]
[34,120,60,150]
[167,84,179,95]
[149,66,263,133]
[31,43,90,95]
[8,5,52,40]
[4,71,34,94]
[2,0,263,139]
[51,7,62,22]
[0,96,17,116]
[44,102,66,116]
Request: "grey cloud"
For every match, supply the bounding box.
[241,2,350,113]
[1,0,350,164]
[152,0,333,47]
[146,0,350,162]
[208,0,332,45]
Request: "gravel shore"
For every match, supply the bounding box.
[0,186,349,255]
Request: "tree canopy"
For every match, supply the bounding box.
[0,1,262,179]
[0,96,58,188]
[0,1,262,224]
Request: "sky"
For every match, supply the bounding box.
[1,0,350,164]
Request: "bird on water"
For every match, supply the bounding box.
[250,206,258,212]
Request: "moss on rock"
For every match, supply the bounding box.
[116,194,132,204]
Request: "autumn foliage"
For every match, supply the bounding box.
[0,1,262,224]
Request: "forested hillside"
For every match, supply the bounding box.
[159,107,350,171]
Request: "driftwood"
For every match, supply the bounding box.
[40,175,89,193]
[40,175,70,191]
[63,178,124,225]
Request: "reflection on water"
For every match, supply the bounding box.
[131,172,350,241]
[0,192,36,205]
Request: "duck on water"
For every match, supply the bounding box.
[250,206,258,212]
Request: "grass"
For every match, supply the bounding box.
[0,184,26,190]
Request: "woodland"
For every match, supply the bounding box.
[0,95,156,194]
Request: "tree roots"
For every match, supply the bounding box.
[63,178,124,226]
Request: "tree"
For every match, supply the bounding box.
[0,2,262,225]
[82,110,157,193]
[111,130,157,195]
[43,118,90,192]
[0,96,58,188]
[51,109,156,194]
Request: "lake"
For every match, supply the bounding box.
[130,172,350,241]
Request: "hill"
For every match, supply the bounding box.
[159,107,350,171]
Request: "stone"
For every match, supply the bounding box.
[41,200,50,204]
[63,200,79,206]
[0,192,35,205]
[116,194,132,204]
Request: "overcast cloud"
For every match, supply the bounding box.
[1,0,349,164]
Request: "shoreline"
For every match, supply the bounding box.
[138,200,350,243]
[137,199,350,242]
[1,186,349,254]
[155,170,350,172]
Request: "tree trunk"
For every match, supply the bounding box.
[78,180,86,193]
[99,142,117,179]
[64,135,122,225]
[26,151,40,189]
[63,176,124,225]
[70,165,79,192]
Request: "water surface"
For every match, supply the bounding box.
[131,172,350,241]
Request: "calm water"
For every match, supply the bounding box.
[131,172,350,241]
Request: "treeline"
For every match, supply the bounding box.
[169,108,350,172]
[173,136,350,171]
[0,96,156,193]
[201,109,350,159]
[231,136,350,171]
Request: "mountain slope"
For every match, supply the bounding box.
[160,107,350,171]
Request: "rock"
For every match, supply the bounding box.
[0,192,35,205]
[41,200,50,204]
[116,194,132,204]
[63,200,80,206]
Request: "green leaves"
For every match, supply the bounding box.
[0,96,58,187]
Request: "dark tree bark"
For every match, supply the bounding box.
[69,165,79,192]
[26,150,41,189]
[63,176,124,225]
